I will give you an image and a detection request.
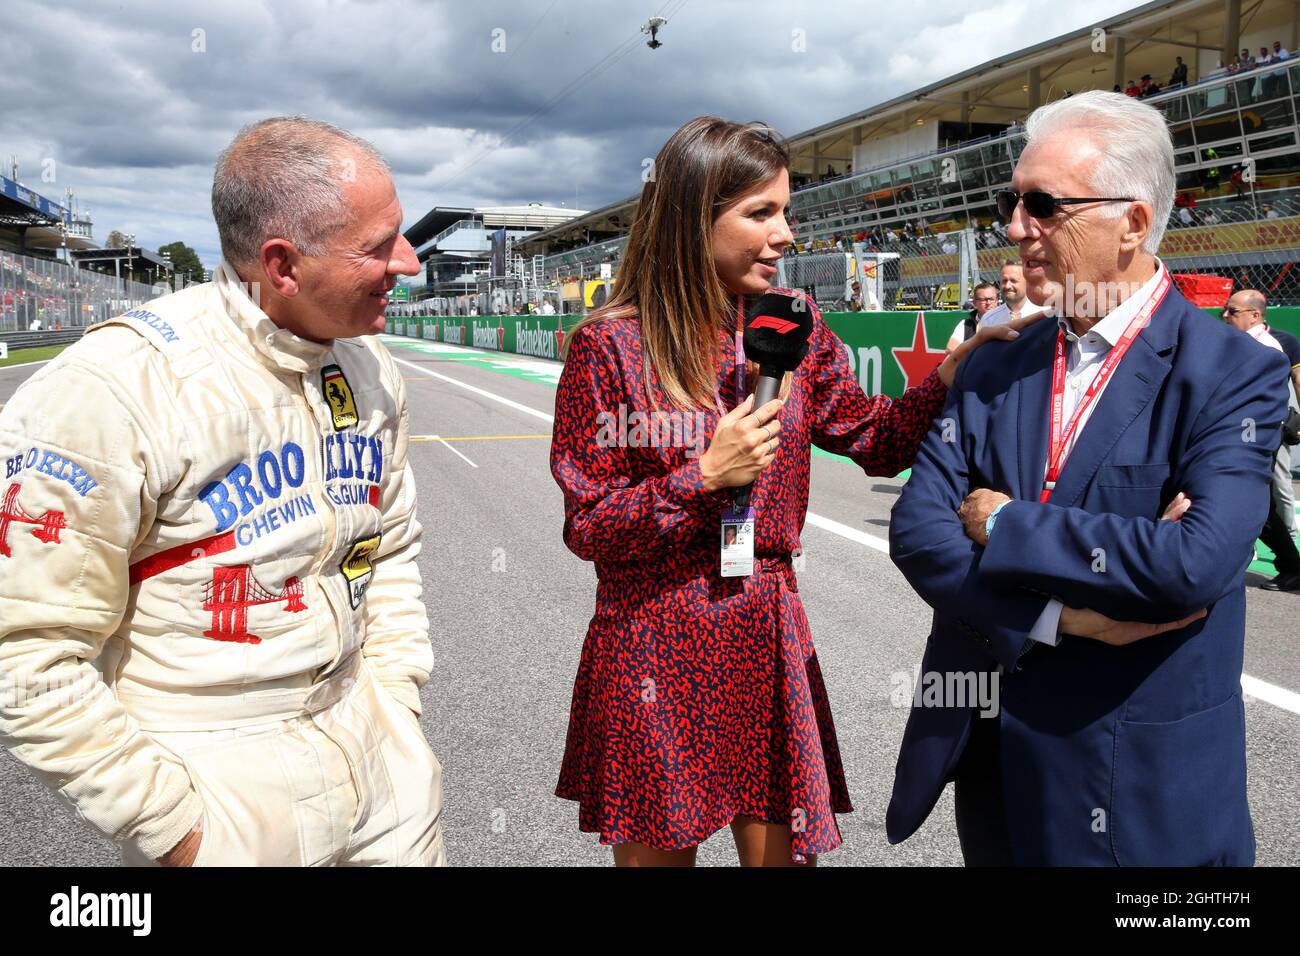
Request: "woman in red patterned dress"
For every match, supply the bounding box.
[550,117,1021,866]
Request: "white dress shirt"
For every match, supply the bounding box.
[980,298,1044,328]
[1245,321,1284,354]
[1015,262,1169,646]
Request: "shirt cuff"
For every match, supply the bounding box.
[985,501,1009,540]
[1027,598,1064,647]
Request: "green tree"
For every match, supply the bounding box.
[105,229,126,248]
[157,241,205,287]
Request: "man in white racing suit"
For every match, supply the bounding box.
[0,117,443,866]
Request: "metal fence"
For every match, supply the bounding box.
[793,196,1300,310]
[0,250,161,333]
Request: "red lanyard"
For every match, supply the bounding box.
[1041,269,1170,503]
[712,297,747,416]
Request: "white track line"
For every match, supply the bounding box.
[393,356,554,423]
[1241,674,1300,714]
[0,359,53,371]
[804,510,890,554]
[435,437,477,468]
[401,356,1300,718]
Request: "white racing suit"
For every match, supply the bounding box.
[0,261,443,866]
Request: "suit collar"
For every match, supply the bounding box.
[1054,259,1167,347]
[213,259,333,374]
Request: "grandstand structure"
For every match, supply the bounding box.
[520,0,1300,308]
[0,166,95,261]
[400,201,586,314]
[0,157,172,332]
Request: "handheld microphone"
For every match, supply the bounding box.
[733,292,814,508]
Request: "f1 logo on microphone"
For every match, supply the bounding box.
[750,315,798,333]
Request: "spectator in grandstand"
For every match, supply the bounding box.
[1241,48,1255,69]
[888,90,1286,866]
[849,280,865,311]
[981,260,1043,328]
[1223,290,1300,591]
[540,299,556,315]
[1265,43,1291,96]
[0,116,444,867]
[1227,56,1242,75]
[550,115,1023,868]
[946,281,999,352]
[1230,164,1249,200]
[1124,79,1140,96]
[1170,56,1188,87]
[1138,75,1155,96]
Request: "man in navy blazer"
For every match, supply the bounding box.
[887,91,1291,866]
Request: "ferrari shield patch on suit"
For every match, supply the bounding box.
[322,364,359,430]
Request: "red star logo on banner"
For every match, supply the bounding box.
[497,326,505,350]
[891,311,946,389]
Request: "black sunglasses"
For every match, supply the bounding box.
[997,189,1135,221]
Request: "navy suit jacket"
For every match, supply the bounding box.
[886,285,1290,866]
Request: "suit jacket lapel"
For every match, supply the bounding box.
[1016,326,1055,502]
[1047,298,1180,509]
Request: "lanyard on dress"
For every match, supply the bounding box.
[712,296,747,416]
[1040,269,1171,503]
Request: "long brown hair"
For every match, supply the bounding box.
[567,116,790,409]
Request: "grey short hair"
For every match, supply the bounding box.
[212,117,390,266]
[1023,91,1174,254]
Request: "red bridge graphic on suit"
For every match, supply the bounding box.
[0,482,66,558]
[202,565,307,644]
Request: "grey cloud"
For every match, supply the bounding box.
[1,0,1139,269]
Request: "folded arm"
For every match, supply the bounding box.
[980,350,1289,621]
[889,361,1050,671]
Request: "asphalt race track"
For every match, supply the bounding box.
[1,337,1297,867]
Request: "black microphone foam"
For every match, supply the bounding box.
[743,292,814,373]
[731,293,815,512]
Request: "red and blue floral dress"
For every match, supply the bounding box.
[550,292,947,860]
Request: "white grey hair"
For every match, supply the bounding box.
[212,116,390,266]
[1023,90,1174,254]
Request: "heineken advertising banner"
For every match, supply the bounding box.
[388,309,1300,399]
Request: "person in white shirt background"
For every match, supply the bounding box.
[980,259,1044,328]
[1223,289,1300,590]
[946,281,1000,352]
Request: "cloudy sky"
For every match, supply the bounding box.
[2,0,1142,269]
